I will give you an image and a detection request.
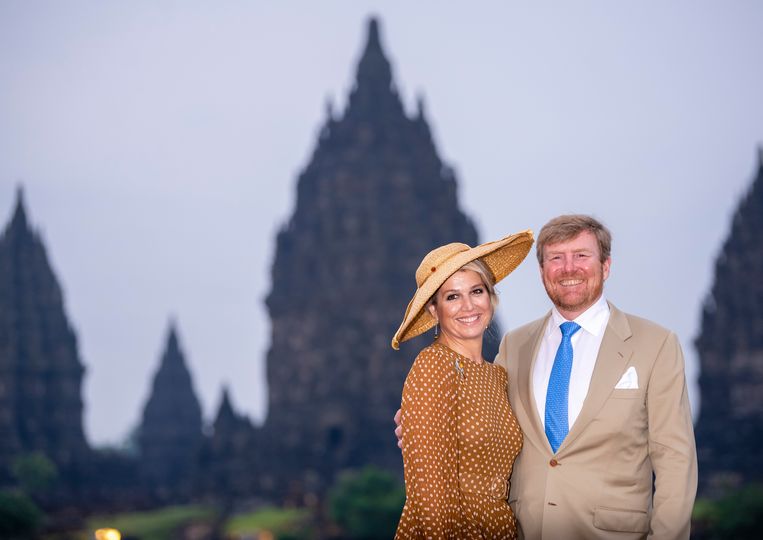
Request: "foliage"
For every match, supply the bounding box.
[225,506,310,539]
[693,484,763,539]
[11,452,58,494]
[87,505,216,540]
[328,466,405,540]
[0,490,44,538]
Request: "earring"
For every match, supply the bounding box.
[434,323,439,338]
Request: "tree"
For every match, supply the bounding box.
[12,452,58,495]
[0,490,43,538]
[693,484,763,539]
[328,466,405,539]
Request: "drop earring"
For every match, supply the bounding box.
[434,323,439,338]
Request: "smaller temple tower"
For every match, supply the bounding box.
[0,188,88,481]
[138,321,203,500]
[198,387,265,499]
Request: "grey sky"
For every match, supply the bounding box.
[1,1,761,445]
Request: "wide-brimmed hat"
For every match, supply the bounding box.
[391,230,534,350]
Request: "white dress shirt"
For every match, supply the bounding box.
[533,296,611,430]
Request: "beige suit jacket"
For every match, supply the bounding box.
[495,303,697,540]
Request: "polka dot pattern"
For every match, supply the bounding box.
[396,342,523,539]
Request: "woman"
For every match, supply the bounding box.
[391,231,533,539]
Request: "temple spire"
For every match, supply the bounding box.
[5,184,30,240]
[415,94,426,120]
[356,18,387,81]
[215,385,236,426]
[164,318,182,367]
[12,185,27,224]
[345,16,402,120]
[367,17,381,49]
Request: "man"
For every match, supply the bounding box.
[395,214,697,539]
[496,214,696,539]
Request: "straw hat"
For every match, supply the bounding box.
[391,230,534,350]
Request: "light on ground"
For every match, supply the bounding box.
[94,528,122,540]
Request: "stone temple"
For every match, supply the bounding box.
[0,189,89,484]
[694,149,763,495]
[138,322,203,501]
[261,18,489,498]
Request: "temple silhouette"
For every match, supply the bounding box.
[694,148,763,496]
[260,17,486,500]
[138,323,204,501]
[0,188,89,484]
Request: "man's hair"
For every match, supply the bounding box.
[536,214,612,265]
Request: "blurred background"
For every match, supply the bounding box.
[1,2,761,538]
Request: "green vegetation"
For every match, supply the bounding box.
[0,453,52,538]
[225,506,310,539]
[0,490,43,538]
[12,452,58,494]
[87,505,217,540]
[693,484,763,539]
[329,466,405,540]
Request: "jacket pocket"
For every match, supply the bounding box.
[593,506,649,533]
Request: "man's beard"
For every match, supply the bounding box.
[544,271,604,314]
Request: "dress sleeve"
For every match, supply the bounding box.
[398,347,460,537]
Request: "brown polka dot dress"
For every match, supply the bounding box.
[395,342,523,539]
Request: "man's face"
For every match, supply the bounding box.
[540,230,610,320]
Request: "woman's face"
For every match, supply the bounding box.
[427,269,492,343]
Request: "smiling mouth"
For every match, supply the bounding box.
[559,279,584,287]
[457,314,481,324]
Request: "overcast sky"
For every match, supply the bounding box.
[1,2,761,445]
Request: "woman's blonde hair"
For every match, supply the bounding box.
[429,258,499,313]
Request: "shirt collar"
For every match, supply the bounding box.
[549,295,610,337]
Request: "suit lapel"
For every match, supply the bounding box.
[558,303,633,454]
[517,313,550,452]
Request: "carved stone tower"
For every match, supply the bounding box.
[695,149,763,494]
[263,18,483,497]
[0,188,88,481]
[198,387,263,498]
[138,322,203,499]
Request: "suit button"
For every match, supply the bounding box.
[549,459,559,467]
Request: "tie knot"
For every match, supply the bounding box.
[560,321,581,338]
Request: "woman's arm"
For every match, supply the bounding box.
[398,347,460,537]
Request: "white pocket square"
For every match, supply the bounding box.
[615,366,639,389]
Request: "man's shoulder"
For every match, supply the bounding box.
[609,303,675,340]
[496,313,548,367]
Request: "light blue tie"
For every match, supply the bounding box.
[545,321,582,453]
